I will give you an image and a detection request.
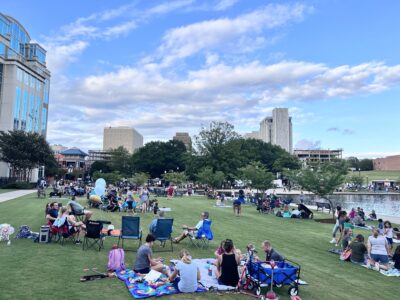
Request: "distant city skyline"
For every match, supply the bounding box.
[3,1,400,158]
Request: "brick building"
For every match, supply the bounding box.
[373,155,400,171]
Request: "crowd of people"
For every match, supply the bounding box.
[330,205,399,272]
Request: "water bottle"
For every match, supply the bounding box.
[208,266,212,276]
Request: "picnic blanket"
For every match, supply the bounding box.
[354,225,373,230]
[116,269,207,298]
[171,258,237,291]
[361,265,400,276]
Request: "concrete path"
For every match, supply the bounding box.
[0,190,36,203]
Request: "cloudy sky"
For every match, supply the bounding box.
[4,0,400,158]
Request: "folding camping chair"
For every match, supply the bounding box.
[153,218,174,252]
[82,221,104,251]
[118,216,142,250]
[189,219,213,249]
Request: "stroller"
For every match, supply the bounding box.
[298,204,313,219]
[240,250,301,297]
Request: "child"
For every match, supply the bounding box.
[384,221,393,251]
[393,245,400,270]
[378,219,384,234]
[214,240,225,257]
[342,228,353,249]
[153,202,159,215]
[344,217,354,230]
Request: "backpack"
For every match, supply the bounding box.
[15,225,32,239]
[107,248,125,272]
[340,248,352,261]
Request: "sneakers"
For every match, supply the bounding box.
[74,240,82,245]
[373,264,380,271]
[329,238,336,244]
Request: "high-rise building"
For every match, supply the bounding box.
[243,131,260,140]
[103,126,143,154]
[173,132,192,151]
[0,13,51,178]
[245,108,293,153]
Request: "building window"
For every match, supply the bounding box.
[41,107,47,134]
[27,94,34,131]
[16,67,23,81]
[20,91,28,131]
[35,96,40,132]
[14,87,21,130]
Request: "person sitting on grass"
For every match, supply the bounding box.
[169,249,200,293]
[46,202,59,225]
[67,198,92,222]
[149,210,166,235]
[392,245,400,271]
[214,240,225,257]
[260,240,284,262]
[342,228,353,249]
[368,228,390,271]
[59,206,86,244]
[352,213,366,227]
[350,234,368,265]
[215,239,240,287]
[134,234,169,275]
[367,210,377,221]
[173,212,209,243]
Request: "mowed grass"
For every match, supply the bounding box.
[0,189,16,194]
[359,170,400,182]
[0,193,399,300]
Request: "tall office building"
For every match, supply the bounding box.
[173,132,192,151]
[259,108,293,153]
[0,13,51,178]
[103,126,143,154]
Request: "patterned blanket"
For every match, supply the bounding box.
[116,269,207,299]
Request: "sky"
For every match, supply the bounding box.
[2,0,400,158]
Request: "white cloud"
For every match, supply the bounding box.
[46,59,400,150]
[45,40,89,72]
[295,139,321,150]
[158,3,313,65]
[214,0,239,11]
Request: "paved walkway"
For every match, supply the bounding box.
[0,190,36,203]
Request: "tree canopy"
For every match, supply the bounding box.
[0,130,55,181]
[239,161,275,193]
[290,160,348,218]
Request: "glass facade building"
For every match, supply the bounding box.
[0,13,51,179]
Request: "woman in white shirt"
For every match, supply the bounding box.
[169,249,200,293]
[368,229,390,271]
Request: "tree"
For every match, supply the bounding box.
[346,157,360,169]
[239,161,275,194]
[92,171,121,184]
[130,172,150,186]
[0,130,55,181]
[109,146,133,176]
[347,174,364,188]
[359,159,373,171]
[162,171,188,186]
[132,140,186,178]
[196,167,225,189]
[194,121,239,174]
[89,160,112,176]
[290,160,348,219]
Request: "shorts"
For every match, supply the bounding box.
[370,254,389,264]
[233,200,242,206]
[386,238,393,245]
[134,267,150,274]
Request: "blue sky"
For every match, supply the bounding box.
[3,0,400,157]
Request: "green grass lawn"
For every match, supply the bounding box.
[0,193,399,300]
[0,189,16,194]
[358,170,400,182]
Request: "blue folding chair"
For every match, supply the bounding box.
[118,216,142,250]
[190,219,213,249]
[153,218,174,252]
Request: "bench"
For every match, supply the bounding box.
[316,202,331,213]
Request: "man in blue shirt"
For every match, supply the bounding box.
[173,211,209,243]
[149,211,165,234]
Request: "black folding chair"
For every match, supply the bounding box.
[82,221,104,251]
[118,216,142,250]
[153,218,174,252]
